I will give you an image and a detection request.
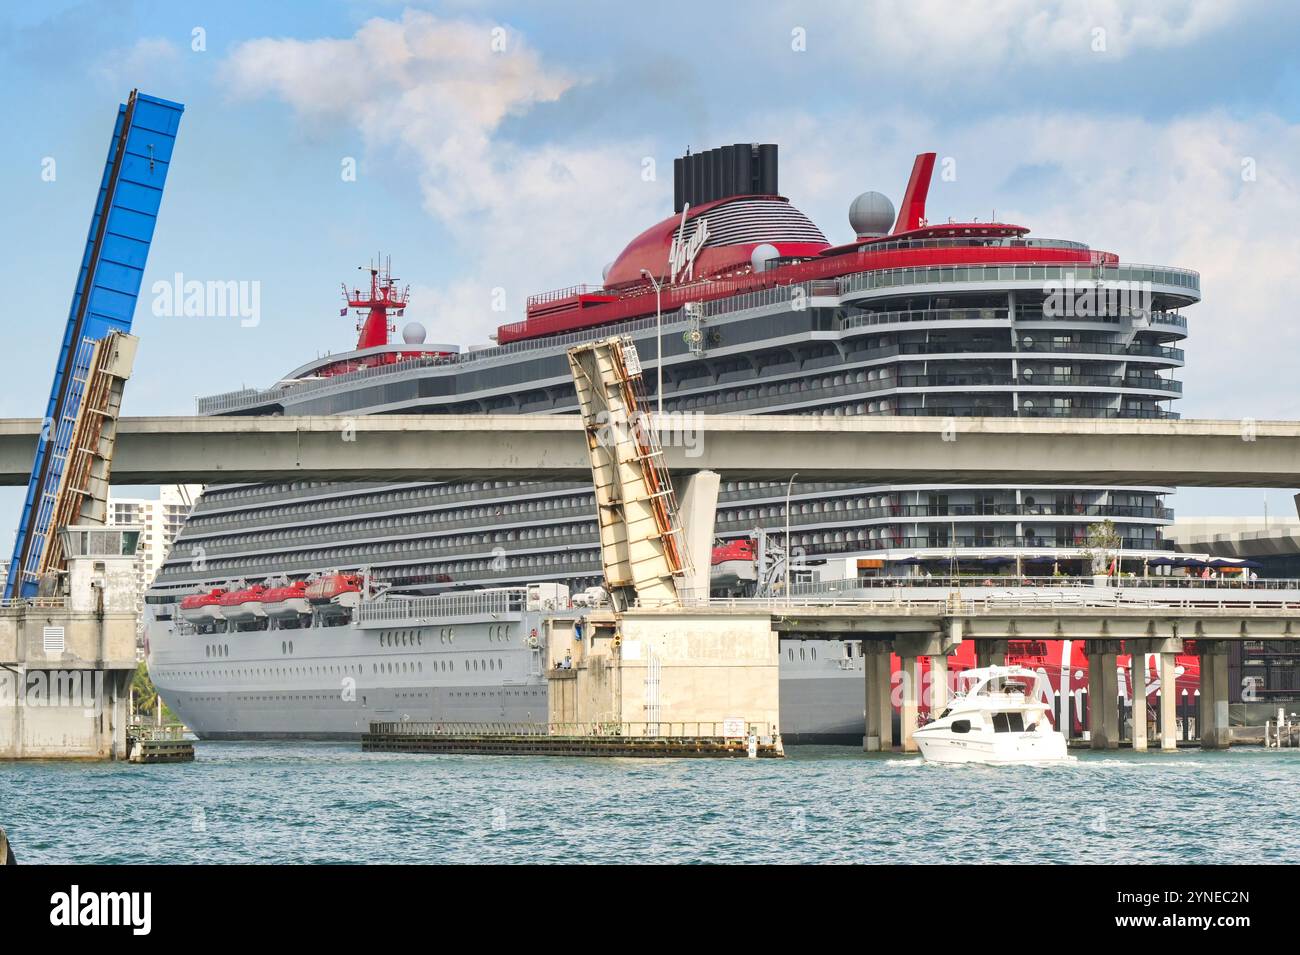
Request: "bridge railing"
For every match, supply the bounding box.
[638,582,1300,614]
[367,720,778,739]
[788,575,1300,593]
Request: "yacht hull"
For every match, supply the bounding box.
[915,731,1072,765]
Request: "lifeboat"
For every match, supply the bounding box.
[306,573,363,604]
[218,583,268,623]
[262,580,311,620]
[179,588,226,625]
[711,539,757,588]
[307,572,364,620]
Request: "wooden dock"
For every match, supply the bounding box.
[126,724,195,764]
[363,721,784,758]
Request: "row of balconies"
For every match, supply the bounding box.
[162,507,1178,587]
[837,303,1188,336]
[186,481,589,534]
[183,497,1172,561]
[184,493,590,542]
[717,503,1174,528]
[173,517,599,561]
[844,337,1184,361]
[174,470,1176,566]
[663,372,1180,416]
[785,535,1175,554]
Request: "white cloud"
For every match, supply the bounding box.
[797,0,1244,70]
[94,36,181,88]
[222,10,664,341]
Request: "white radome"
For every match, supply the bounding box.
[751,243,779,272]
[402,321,427,345]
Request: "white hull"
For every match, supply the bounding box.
[147,609,869,742]
[915,731,1071,765]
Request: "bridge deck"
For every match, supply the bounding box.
[0,414,1298,485]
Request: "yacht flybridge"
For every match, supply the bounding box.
[913,666,1073,765]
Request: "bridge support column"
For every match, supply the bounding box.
[862,643,893,752]
[1086,641,1122,750]
[1198,642,1231,749]
[676,470,720,601]
[1160,653,1179,751]
[894,633,951,754]
[976,640,1007,669]
[899,655,921,753]
[931,655,950,715]
[930,618,960,714]
[1130,651,1147,752]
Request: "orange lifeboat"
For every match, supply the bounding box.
[305,573,363,604]
[262,580,311,620]
[179,588,226,625]
[218,583,268,623]
[711,538,758,588]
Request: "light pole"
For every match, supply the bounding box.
[785,472,799,605]
[640,269,664,417]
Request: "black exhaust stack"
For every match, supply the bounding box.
[673,143,778,213]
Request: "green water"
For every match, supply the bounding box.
[3,743,1296,864]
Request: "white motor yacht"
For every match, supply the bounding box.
[913,665,1073,765]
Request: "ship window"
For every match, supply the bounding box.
[992,712,1025,733]
[951,719,971,734]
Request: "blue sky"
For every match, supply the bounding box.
[3,0,1300,521]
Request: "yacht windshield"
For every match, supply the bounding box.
[991,712,1026,733]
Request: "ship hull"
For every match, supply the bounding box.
[147,618,868,744]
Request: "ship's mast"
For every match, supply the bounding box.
[343,255,409,350]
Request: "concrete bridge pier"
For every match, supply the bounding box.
[1086,641,1123,749]
[894,632,958,754]
[931,655,950,714]
[1197,641,1232,749]
[1129,650,1148,752]
[861,642,894,752]
[1128,638,1184,752]
[1159,653,1179,751]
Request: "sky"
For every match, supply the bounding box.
[2,0,1300,521]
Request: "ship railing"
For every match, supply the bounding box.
[357,588,529,622]
[194,312,672,414]
[526,284,611,307]
[367,720,779,739]
[839,263,1199,299]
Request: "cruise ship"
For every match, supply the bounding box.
[145,145,1201,742]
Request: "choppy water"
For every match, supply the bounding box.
[3,743,1297,864]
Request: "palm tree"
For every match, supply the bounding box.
[131,662,176,724]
